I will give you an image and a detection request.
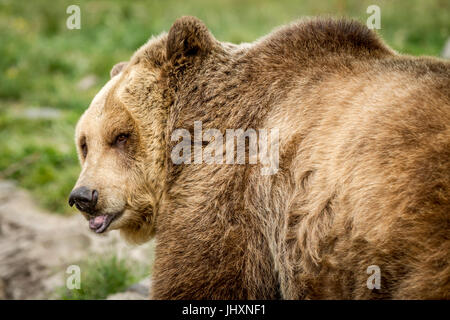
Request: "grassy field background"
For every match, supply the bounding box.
[0,0,448,215]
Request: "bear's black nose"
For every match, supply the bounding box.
[69,186,98,213]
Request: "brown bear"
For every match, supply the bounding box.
[69,16,450,299]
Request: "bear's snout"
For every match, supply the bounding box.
[69,186,98,213]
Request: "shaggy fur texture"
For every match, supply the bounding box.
[72,17,450,299]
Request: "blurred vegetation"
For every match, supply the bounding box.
[55,254,149,300]
[0,0,448,214]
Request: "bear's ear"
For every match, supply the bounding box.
[166,16,215,66]
[110,61,128,78]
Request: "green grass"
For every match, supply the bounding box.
[0,0,449,214]
[55,254,148,300]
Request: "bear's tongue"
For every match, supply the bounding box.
[89,215,111,233]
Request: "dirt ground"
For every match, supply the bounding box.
[0,180,152,300]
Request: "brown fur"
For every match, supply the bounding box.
[72,17,450,299]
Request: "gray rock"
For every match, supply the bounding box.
[106,278,151,300]
[106,291,147,300]
[127,277,151,296]
[0,278,6,300]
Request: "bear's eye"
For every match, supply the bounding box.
[114,133,129,147]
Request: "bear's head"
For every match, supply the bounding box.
[69,17,218,243]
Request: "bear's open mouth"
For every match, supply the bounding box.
[88,213,119,233]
